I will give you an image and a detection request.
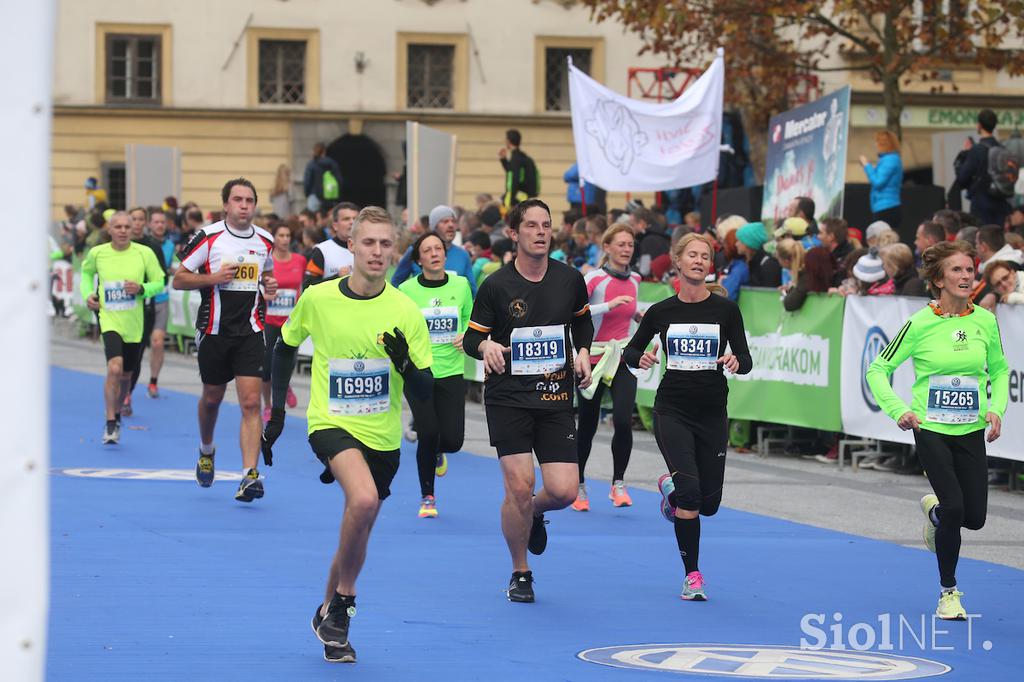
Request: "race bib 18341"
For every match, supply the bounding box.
[423,306,459,345]
[328,357,390,416]
[666,323,720,371]
[926,375,979,425]
[510,325,566,375]
[102,281,136,312]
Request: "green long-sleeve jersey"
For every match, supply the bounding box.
[866,303,1009,436]
[81,242,166,342]
[398,273,474,379]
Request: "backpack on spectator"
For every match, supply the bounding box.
[520,152,540,198]
[322,169,340,201]
[987,140,1021,199]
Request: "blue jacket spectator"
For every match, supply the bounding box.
[863,152,902,213]
[563,164,606,214]
[390,205,477,294]
[860,130,903,228]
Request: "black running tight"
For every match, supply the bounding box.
[913,428,988,588]
[405,375,466,497]
[576,362,636,483]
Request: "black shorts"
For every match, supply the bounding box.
[196,332,264,386]
[102,331,142,374]
[485,404,577,464]
[309,428,400,501]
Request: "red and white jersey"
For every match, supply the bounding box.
[179,220,274,336]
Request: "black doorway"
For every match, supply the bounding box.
[325,134,387,208]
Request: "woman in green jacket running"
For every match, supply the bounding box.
[867,240,1009,621]
[398,232,475,519]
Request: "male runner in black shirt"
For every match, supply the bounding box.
[464,198,594,603]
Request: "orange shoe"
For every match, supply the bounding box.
[571,483,589,512]
[609,480,632,507]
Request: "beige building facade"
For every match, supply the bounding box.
[51,0,665,218]
[52,1,1024,221]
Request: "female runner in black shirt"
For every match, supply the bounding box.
[623,232,752,600]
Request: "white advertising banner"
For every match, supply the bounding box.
[840,296,920,446]
[841,296,1023,462]
[568,52,723,192]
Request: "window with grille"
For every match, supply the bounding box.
[545,47,591,112]
[106,34,161,104]
[406,44,455,109]
[102,162,126,210]
[258,40,306,104]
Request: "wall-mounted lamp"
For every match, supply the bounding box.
[354,52,369,74]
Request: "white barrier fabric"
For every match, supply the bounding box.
[2,1,55,678]
[841,296,1023,462]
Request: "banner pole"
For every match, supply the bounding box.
[580,180,587,217]
[711,179,719,224]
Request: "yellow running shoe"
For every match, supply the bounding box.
[936,590,966,620]
[418,495,438,518]
[920,494,939,553]
[435,453,448,477]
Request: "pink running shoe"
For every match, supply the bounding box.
[681,571,707,601]
[286,386,298,409]
[262,406,272,424]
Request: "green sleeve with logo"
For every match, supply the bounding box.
[398,275,473,379]
[80,243,166,343]
[867,305,1009,436]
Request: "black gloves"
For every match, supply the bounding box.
[383,327,410,374]
[261,408,285,466]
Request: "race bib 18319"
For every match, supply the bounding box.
[510,325,566,375]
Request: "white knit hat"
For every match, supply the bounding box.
[853,249,886,283]
[865,221,892,242]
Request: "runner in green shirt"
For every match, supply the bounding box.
[867,240,1009,621]
[260,207,433,664]
[80,211,165,444]
[398,232,474,518]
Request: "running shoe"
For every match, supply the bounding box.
[435,452,448,477]
[404,419,417,442]
[147,382,159,399]
[317,593,356,647]
[418,495,438,518]
[571,483,590,512]
[195,452,215,488]
[235,468,264,502]
[609,480,633,507]
[936,589,966,620]
[680,570,708,601]
[102,422,120,445]
[262,406,272,424]
[920,494,939,553]
[286,386,298,409]
[658,473,677,522]
[506,570,535,603]
[312,604,356,663]
[528,513,548,555]
[121,397,133,417]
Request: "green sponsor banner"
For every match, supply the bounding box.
[727,288,845,430]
